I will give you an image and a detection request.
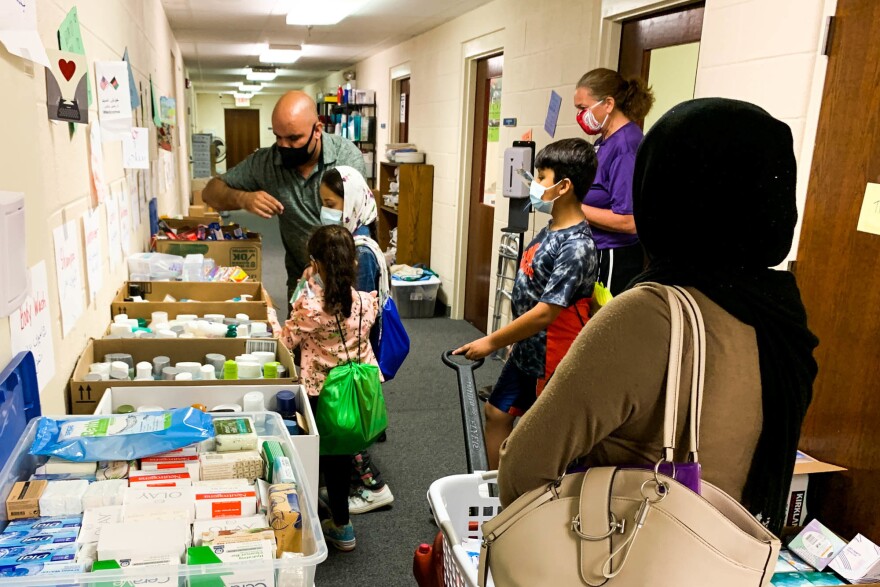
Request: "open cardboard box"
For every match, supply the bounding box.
[785,450,847,527]
[68,338,297,415]
[155,228,262,281]
[110,281,269,321]
[93,384,319,512]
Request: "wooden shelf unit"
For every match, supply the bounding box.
[377,162,434,266]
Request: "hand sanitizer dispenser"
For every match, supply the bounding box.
[502,146,533,199]
[0,192,26,317]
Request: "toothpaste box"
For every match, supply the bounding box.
[0,530,79,551]
[6,516,82,532]
[194,486,257,520]
[129,469,192,488]
[0,545,78,566]
[0,560,87,577]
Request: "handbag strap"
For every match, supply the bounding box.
[660,285,706,463]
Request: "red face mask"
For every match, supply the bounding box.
[576,101,608,135]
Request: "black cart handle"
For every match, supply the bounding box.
[442,350,489,473]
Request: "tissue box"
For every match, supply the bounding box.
[828,534,880,583]
[194,486,257,520]
[39,480,88,516]
[5,480,47,519]
[82,479,127,508]
[788,519,847,571]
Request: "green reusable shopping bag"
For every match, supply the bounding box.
[316,300,387,455]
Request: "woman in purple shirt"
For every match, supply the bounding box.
[575,68,655,295]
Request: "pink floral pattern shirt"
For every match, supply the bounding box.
[282,282,380,396]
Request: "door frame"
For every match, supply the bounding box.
[596,0,699,69]
[389,62,411,145]
[451,30,504,320]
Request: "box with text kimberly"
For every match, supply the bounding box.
[67,338,297,415]
[110,281,270,321]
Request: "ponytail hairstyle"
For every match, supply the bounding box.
[307,225,357,318]
[577,68,655,121]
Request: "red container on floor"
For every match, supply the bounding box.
[414,543,435,587]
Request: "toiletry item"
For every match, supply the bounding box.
[152,356,170,378]
[105,353,134,369]
[250,322,268,336]
[92,555,179,571]
[5,480,47,519]
[81,479,127,509]
[136,405,164,412]
[192,403,208,412]
[110,323,132,336]
[96,460,135,480]
[6,516,82,531]
[206,353,226,376]
[186,540,273,564]
[171,325,185,335]
[276,364,287,379]
[122,486,195,523]
[157,329,177,339]
[162,367,181,380]
[176,314,198,322]
[135,362,153,381]
[235,354,257,363]
[209,404,242,413]
[193,485,258,519]
[0,529,79,550]
[83,374,103,382]
[226,324,238,338]
[141,450,201,480]
[199,452,263,481]
[214,417,258,452]
[235,313,249,321]
[237,361,262,379]
[90,363,111,380]
[113,314,129,324]
[43,458,97,476]
[98,519,190,561]
[252,351,275,366]
[129,469,192,488]
[109,361,130,380]
[38,480,89,516]
[199,528,276,548]
[175,373,193,381]
[176,361,202,378]
[272,456,296,485]
[268,483,302,556]
[150,311,169,326]
[275,390,298,436]
[263,362,279,378]
[261,440,284,482]
[115,405,135,415]
[237,323,250,338]
[204,313,225,323]
[222,360,238,380]
[191,515,270,546]
[200,365,216,380]
[242,391,266,413]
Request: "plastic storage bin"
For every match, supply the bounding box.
[427,471,501,587]
[0,411,326,586]
[391,276,441,319]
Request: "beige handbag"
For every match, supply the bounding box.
[478,285,780,587]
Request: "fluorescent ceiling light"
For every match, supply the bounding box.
[246,66,277,81]
[260,44,302,64]
[239,82,263,92]
[286,0,369,25]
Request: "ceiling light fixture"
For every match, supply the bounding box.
[286,0,369,25]
[239,82,263,92]
[260,44,302,64]
[246,66,277,82]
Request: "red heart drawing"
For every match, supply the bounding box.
[58,59,76,82]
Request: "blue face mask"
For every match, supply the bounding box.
[320,206,343,226]
[529,180,562,214]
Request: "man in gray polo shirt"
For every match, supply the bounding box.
[203,90,367,301]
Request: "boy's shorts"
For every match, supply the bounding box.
[487,360,538,417]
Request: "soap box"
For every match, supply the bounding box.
[122,487,195,522]
[828,533,880,583]
[77,505,123,544]
[191,515,270,546]
[129,469,192,488]
[194,486,257,519]
[788,519,847,571]
[5,480,47,519]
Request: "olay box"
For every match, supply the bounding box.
[67,338,297,414]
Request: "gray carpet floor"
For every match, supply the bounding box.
[227,211,504,585]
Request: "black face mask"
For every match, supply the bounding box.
[278,125,318,169]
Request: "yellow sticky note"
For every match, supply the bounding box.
[857,183,880,236]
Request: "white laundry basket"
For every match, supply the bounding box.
[428,471,502,587]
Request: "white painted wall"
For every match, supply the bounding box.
[0,0,187,413]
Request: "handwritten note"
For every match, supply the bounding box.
[58,6,91,105]
[52,222,85,337]
[81,207,103,301]
[105,194,121,267]
[123,126,149,169]
[89,122,108,203]
[857,183,880,236]
[0,0,50,68]
[95,61,132,141]
[115,181,131,256]
[9,262,56,391]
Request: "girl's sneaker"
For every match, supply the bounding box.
[321,519,356,551]
[348,485,395,514]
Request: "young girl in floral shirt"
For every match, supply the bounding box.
[282,224,379,552]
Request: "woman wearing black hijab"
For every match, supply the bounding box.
[497,98,818,535]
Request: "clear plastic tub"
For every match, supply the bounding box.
[0,411,327,586]
[391,276,441,319]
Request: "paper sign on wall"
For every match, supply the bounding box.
[81,206,103,301]
[123,127,149,169]
[857,183,880,236]
[127,170,142,229]
[9,262,56,391]
[57,6,91,105]
[45,48,89,124]
[95,61,133,141]
[88,122,107,203]
[0,0,50,67]
[122,47,140,109]
[544,90,562,138]
[105,195,121,267]
[115,181,131,256]
[52,221,85,337]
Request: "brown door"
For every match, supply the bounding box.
[794,0,880,540]
[224,109,260,169]
[618,2,704,127]
[464,54,503,333]
[398,77,410,143]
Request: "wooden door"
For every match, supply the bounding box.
[224,109,260,169]
[398,77,410,143]
[618,2,704,127]
[794,0,880,540]
[464,54,502,333]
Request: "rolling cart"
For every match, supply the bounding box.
[413,351,502,587]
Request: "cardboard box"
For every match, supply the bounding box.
[67,338,298,415]
[92,385,319,514]
[5,480,47,519]
[155,231,262,281]
[110,281,269,321]
[159,216,222,230]
[785,451,846,527]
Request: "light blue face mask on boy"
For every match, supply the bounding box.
[320,206,343,226]
[529,180,562,214]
